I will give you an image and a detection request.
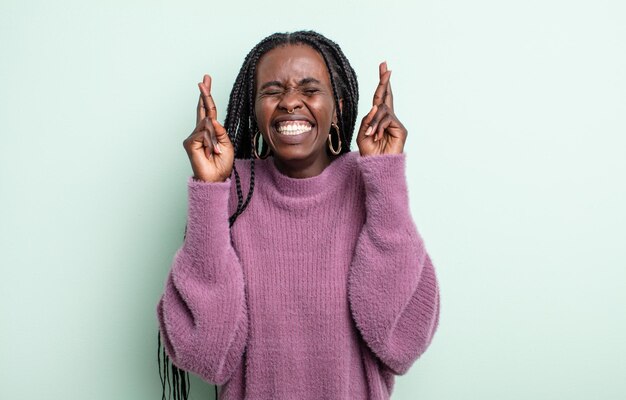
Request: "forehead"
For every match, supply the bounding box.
[255,44,331,86]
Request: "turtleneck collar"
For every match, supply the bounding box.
[257,151,359,204]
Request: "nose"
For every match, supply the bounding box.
[277,88,303,112]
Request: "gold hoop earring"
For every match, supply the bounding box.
[328,123,342,155]
[253,130,271,159]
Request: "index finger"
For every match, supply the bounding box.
[385,72,394,109]
[379,61,394,109]
[196,94,206,125]
[372,63,391,107]
[199,74,218,120]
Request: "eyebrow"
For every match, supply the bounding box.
[259,77,322,90]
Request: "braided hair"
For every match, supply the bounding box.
[225,30,360,227]
[158,30,359,399]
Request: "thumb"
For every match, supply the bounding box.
[357,105,378,141]
[211,119,230,145]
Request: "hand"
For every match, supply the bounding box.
[183,74,234,182]
[356,62,407,156]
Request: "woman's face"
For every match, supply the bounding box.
[254,44,338,168]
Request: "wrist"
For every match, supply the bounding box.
[192,175,229,183]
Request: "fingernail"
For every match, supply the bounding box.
[365,126,373,136]
[215,143,221,154]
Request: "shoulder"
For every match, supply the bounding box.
[338,150,360,165]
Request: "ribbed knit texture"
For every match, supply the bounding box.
[156,150,440,400]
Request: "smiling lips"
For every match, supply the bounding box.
[276,120,312,136]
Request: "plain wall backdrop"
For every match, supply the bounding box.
[1,0,624,399]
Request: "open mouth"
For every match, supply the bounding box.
[275,120,313,136]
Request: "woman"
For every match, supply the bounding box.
[157,30,440,400]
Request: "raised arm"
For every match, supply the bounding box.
[348,152,440,376]
[157,177,248,384]
[156,74,246,385]
[349,62,440,375]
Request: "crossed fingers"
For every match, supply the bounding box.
[362,61,401,143]
[196,74,218,124]
[195,74,222,154]
[372,61,393,109]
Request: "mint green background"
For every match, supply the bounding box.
[1,1,624,399]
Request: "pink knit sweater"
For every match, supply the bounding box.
[157,150,440,399]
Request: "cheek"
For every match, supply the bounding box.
[309,98,334,126]
[254,100,272,129]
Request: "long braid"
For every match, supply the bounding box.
[302,41,350,152]
[158,30,359,400]
[224,30,360,226]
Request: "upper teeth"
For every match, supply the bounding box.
[276,121,312,135]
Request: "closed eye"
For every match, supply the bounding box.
[261,89,283,96]
[302,88,321,95]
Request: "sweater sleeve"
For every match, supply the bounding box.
[348,152,440,376]
[156,176,248,385]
